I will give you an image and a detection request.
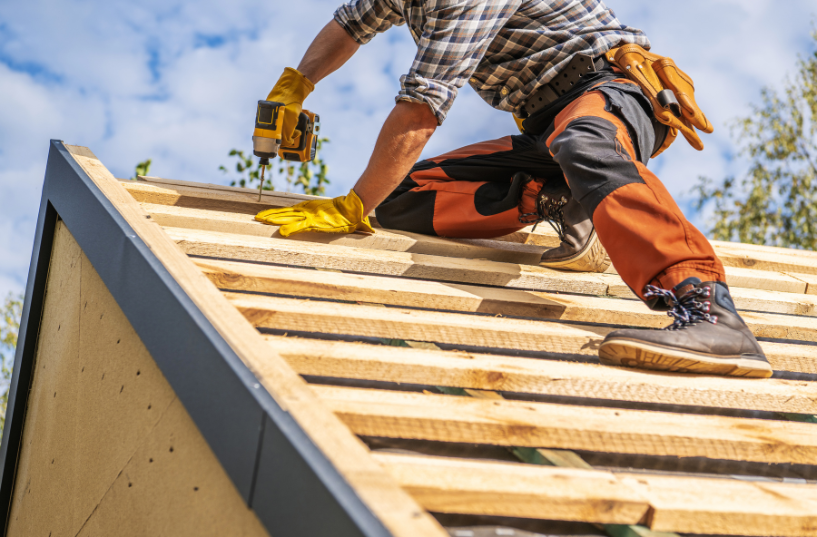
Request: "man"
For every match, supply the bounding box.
[256,0,772,378]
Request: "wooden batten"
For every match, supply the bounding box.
[316,385,817,465]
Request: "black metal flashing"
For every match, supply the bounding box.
[0,140,392,537]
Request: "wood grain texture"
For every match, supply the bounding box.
[127,177,817,280]
[619,472,817,536]
[788,271,817,295]
[372,453,651,525]
[7,221,267,537]
[143,202,546,265]
[264,335,817,414]
[602,268,809,297]
[374,453,817,536]
[228,292,612,355]
[222,282,817,373]
[169,226,609,294]
[204,258,817,341]
[317,385,817,465]
[68,146,449,537]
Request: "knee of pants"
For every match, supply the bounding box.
[547,117,643,220]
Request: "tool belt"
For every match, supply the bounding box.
[522,54,605,117]
[604,44,713,156]
[521,46,712,157]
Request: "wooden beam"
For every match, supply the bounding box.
[602,267,809,297]
[128,179,563,247]
[713,242,817,275]
[126,178,817,279]
[67,146,449,537]
[199,259,663,324]
[374,453,817,536]
[619,471,817,536]
[226,287,817,368]
[371,453,651,525]
[787,272,817,295]
[228,292,611,356]
[316,385,817,465]
[169,227,610,295]
[143,203,546,265]
[166,220,817,310]
[201,258,817,335]
[264,335,817,413]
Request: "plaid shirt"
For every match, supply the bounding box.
[334,0,650,123]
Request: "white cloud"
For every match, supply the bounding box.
[0,0,815,300]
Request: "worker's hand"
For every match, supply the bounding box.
[255,189,375,236]
[267,67,315,147]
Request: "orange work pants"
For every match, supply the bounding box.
[376,80,725,303]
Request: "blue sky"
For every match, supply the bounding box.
[0,0,815,300]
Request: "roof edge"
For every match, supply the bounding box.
[0,141,396,537]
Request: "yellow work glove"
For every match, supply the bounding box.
[255,189,376,237]
[513,114,525,133]
[266,67,315,147]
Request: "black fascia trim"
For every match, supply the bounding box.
[0,140,391,537]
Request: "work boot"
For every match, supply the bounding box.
[537,194,611,273]
[599,278,772,378]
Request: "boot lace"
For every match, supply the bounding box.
[644,284,719,330]
[519,191,568,241]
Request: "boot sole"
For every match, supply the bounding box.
[539,230,612,273]
[599,338,773,378]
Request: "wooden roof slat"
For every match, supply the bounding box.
[225,288,817,367]
[151,205,817,298]
[168,227,610,294]
[263,334,817,414]
[602,267,808,296]
[142,189,817,296]
[226,291,610,356]
[127,178,817,278]
[143,202,547,265]
[373,453,817,536]
[316,385,817,465]
[372,452,651,525]
[203,258,817,333]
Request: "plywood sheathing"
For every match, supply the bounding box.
[7,221,268,537]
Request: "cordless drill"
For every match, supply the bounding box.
[252,100,320,200]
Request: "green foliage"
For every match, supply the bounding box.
[0,293,23,436]
[694,32,817,249]
[220,138,331,196]
[130,159,152,180]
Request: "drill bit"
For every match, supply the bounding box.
[257,157,270,202]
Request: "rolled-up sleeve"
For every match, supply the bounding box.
[334,0,405,45]
[398,0,520,124]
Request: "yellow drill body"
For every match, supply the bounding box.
[252,100,320,163]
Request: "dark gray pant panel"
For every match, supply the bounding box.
[593,83,655,164]
[547,115,646,220]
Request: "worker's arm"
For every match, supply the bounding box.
[354,101,438,215]
[297,20,360,85]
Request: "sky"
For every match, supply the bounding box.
[0,0,815,301]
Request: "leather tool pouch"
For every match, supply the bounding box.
[605,45,713,157]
